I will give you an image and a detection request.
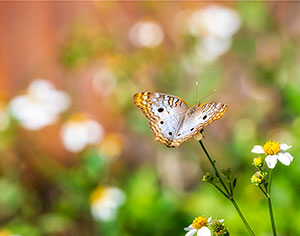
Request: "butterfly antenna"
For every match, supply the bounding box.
[198,89,217,104]
[195,81,199,100]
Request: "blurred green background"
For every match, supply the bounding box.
[0,2,300,236]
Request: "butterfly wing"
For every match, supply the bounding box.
[171,102,228,147]
[133,92,190,147]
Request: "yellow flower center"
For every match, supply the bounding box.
[90,186,106,203]
[192,216,208,230]
[263,141,280,155]
[69,113,88,122]
[0,229,12,236]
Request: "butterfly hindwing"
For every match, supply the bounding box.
[172,102,228,146]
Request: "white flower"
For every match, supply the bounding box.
[61,114,104,152]
[185,5,241,64]
[90,186,126,222]
[251,141,294,169]
[129,21,164,48]
[184,216,212,236]
[9,79,70,130]
[194,36,231,63]
[188,5,241,39]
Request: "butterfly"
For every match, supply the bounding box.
[133,92,228,148]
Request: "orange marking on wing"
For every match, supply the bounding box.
[168,96,174,107]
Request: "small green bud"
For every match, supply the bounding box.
[202,172,215,183]
[211,219,229,236]
[221,168,232,177]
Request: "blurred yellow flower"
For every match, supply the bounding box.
[0,229,20,236]
[90,186,126,222]
[98,133,123,159]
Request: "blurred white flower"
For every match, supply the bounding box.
[188,5,241,39]
[9,79,70,130]
[90,186,126,222]
[195,36,231,63]
[184,5,241,65]
[0,104,10,131]
[129,21,164,48]
[61,114,104,153]
[184,216,212,236]
[92,68,116,97]
[251,141,294,169]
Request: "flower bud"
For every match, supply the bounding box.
[210,219,229,236]
[253,157,263,168]
[251,171,265,185]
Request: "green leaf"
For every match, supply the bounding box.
[233,178,237,190]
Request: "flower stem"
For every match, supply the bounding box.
[258,185,268,198]
[199,140,230,196]
[199,140,255,236]
[267,170,277,236]
[230,199,256,236]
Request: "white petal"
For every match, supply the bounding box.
[185,229,197,236]
[280,144,292,151]
[197,227,211,236]
[283,152,294,162]
[219,219,224,223]
[277,153,292,166]
[207,217,212,223]
[107,187,126,206]
[265,155,277,169]
[184,225,195,231]
[91,203,117,221]
[251,145,265,154]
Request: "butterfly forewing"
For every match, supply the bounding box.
[133,92,228,148]
[133,92,190,146]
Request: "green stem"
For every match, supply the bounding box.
[258,185,268,198]
[230,199,256,236]
[199,140,230,196]
[267,170,277,236]
[199,140,256,236]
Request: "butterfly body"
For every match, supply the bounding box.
[133,92,227,148]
